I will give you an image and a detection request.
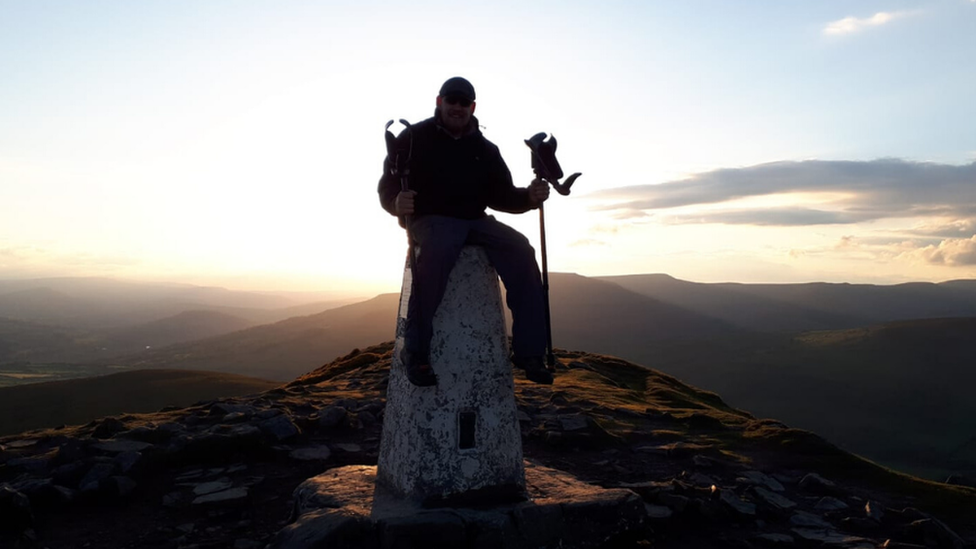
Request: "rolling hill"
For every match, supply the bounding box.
[0,368,279,436]
[599,274,976,333]
[654,317,976,481]
[107,274,743,381]
[112,293,403,380]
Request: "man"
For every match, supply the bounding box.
[378,76,553,387]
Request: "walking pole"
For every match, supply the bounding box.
[385,119,417,273]
[537,202,553,367]
[525,133,581,369]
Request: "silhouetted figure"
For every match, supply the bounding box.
[378,76,553,386]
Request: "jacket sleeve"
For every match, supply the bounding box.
[378,144,401,217]
[485,145,535,214]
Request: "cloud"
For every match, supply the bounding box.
[591,159,976,227]
[900,236,976,266]
[822,11,912,35]
[662,208,871,227]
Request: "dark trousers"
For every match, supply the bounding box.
[405,214,546,361]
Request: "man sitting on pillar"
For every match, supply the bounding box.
[378,76,553,387]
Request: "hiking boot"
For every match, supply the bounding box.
[512,355,554,385]
[400,348,437,387]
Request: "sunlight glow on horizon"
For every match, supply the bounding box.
[2,1,975,294]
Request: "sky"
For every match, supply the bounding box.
[2,0,975,297]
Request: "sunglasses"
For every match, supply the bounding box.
[443,96,473,107]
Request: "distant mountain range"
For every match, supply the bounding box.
[0,277,358,366]
[597,273,976,333]
[2,273,975,481]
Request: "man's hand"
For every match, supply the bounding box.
[395,190,416,216]
[528,178,550,207]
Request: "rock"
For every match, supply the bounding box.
[257,409,281,420]
[79,463,117,493]
[358,411,377,426]
[798,473,839,495]
[91,440,153,453]
[644,503,673,519]
[52,439,88,465]
[815,496,849,511]
[280,463,644,549]
[106,476,138,498]
[192,478,234,496]
[6,451,56,474]
[753,533,794,545]
[634,445,670,456]
[272,508,378,549]
[882,540,928,549]
[907,518,966,549]
[559,414,589,431]
[192,487,249,506]
[659,493,690,513]
[693,455,727,469]
[740,471,785,492]
[0,485,33,534]
[865,500,885,522]
[233,540,263,549]
[52,461,88,487]
[290,446,332,461]
[318,406,348,429]
[753,486,796,511]
[791,528,870,547]
[517,411,532,423]
[162,491,187,508]
[688,472,718,486]
[223,412,248,423]
[92,417,127,439]
[840,517,881,534]
[257,415,301,442]
[210,403,256,417]
[333,443,362,453]
[10,478,75,507]
[4,439,38,449]
[719,489,756,517]
[333,398,359,410]
[113,450,142,474]
[789,511,833,529]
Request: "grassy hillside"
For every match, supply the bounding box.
[0,369,279,436]
[651,317,976,481]
[101,309,257,354]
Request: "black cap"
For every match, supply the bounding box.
[439,76,475,101]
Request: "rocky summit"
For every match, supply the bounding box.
[1,342,974,548]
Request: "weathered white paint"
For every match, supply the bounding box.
[377,246,526,504]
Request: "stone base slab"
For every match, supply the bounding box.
[269,462,645,549]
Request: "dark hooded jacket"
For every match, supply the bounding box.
[378,113,534,222]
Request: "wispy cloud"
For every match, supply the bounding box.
[822,11,912,36]
[591,159,976,227]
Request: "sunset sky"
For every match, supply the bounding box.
[2,1,975,297]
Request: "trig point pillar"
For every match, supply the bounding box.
[377,246,526,505]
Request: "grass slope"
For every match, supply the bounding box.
[293,342,976,523]
[0,369,278,436]
[657,317,976,481]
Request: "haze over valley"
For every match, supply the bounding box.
[2,274,974,485]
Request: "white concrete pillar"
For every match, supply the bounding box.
[377,246,526,505]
